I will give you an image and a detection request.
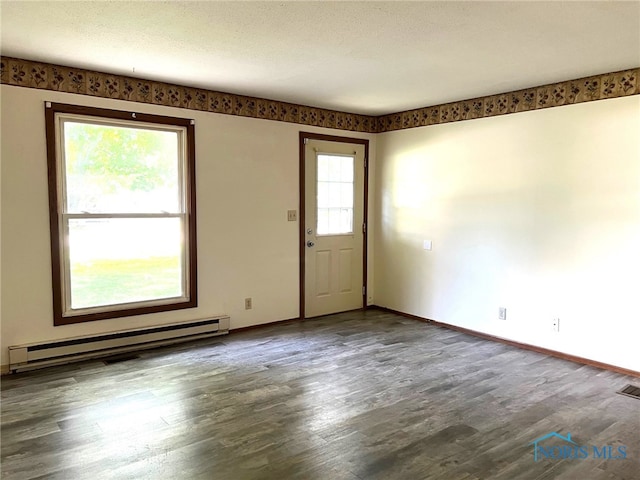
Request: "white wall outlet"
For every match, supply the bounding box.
[498,307,507,320]
[245,297,252,310]
[552,317,560,332]
[287,210,297,221]
[423,239,432,250]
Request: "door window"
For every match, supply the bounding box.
[316,153,354,235]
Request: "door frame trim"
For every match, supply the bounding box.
[299,132,370,320]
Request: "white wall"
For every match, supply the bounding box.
[3,82,637,373]
[374,95,640,372]
[0,85,376,368]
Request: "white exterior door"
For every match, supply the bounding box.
[304,138,365,318]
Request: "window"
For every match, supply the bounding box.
[45,103,197,325]
[316,153,354,235]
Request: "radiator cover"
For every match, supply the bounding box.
[8,316,230,372]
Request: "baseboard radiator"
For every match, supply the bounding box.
[8,316,230,373]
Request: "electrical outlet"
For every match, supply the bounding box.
[498,307,507,320]
[552,317,560,332]
[245,297,252,310]
[287,210,297,221]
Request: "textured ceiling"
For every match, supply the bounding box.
[1,1,639,115]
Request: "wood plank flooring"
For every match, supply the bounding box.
[1,309,639,479]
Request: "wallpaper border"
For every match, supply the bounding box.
[0,57,377,133]
[1,57,638,134]
[377,67,639,132]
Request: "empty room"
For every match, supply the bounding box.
[1,1,639,479]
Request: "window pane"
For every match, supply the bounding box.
[340,183,353,208]
[316,154,354,235]
[340,156,354,182]
[328,182,341,208]
[340,208,353,233]
[317,155,329,181]
[328,208,341,234]
[318,155,354,181]
[317,180,353,209]
[328,156,341,181]
[317,181,329,208]
[63,122,181,213]
[68,217,184,309]
[317,208,329,235]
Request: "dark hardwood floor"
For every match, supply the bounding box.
[1,309,639,479]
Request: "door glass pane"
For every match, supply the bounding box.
[68,217,184,309]
[317,154,354,235]
[340,183,353,208]
[317,181,329,208]
[63,121,181,214]
[328,183,341,207]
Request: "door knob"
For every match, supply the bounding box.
[307,241,315,247]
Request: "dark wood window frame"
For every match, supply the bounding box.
[45,102,198,326]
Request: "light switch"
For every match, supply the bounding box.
[287,210,297,221]
[423,240,432,250]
